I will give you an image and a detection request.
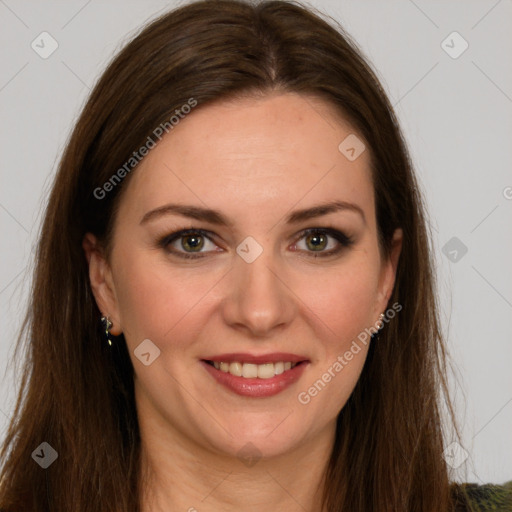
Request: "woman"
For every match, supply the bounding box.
[0,0,510,510]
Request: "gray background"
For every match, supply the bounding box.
[1,0,511,485]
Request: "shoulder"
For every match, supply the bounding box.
[450,480,512,511]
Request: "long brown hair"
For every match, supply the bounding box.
[0,0,461,510]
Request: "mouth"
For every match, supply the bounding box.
[203,359,304,379]
[200,354,310,397]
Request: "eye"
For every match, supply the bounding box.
[158,229,220,259]
[158,227,354,260]
[291,228,353,257]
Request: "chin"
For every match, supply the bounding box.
[194,416,307,461]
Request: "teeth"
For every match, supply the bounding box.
[242,363,258,378]
[229,362,243,376]
[210,361,299,379]
[257,363,274,379]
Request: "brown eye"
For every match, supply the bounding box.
[158,229,219,259]
[292,228,354,257]
[305,232,328,251]
[181,234,205,252]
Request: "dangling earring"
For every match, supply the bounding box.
[371,313,386,341]
[101,316,113,347]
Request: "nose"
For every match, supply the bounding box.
[220,246,296,338]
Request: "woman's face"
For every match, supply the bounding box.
[86,92,402,460]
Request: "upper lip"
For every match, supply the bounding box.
[203,353,309,364]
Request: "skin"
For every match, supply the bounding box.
[83,92,402,512]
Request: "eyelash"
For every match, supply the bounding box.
[157,227,354,260]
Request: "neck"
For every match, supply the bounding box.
[138,414,335,512]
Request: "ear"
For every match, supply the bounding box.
[82,233,123,335]
[375,228,403,318]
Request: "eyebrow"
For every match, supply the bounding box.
[140,200,366,226]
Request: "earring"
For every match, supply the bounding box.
[377,313,386,331]
[371,313,386,341]
[101,316,113,347]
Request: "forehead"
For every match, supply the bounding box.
[117,93,374,225]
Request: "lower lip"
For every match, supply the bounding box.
[201,360,309,398]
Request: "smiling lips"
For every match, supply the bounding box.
[208,360,298,379]
[201,352,309,397]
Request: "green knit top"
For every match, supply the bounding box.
[450,480,512,511]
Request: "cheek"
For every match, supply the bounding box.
[111,249,223,349]
[294,264,377,412]
[295,260,380,344]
